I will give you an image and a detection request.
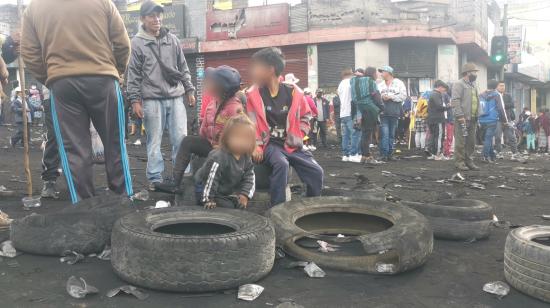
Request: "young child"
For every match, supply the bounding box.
[414,91,429,152]
[523,111,536,153]
[195,114,256,209]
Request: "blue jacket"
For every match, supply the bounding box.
[479,90,506,125]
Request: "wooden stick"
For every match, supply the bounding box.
[17,0,32,197]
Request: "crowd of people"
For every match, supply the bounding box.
[0,0,548,208]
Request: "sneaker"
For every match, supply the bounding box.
[349,155,362,163]
[369,144,375,148]
[342,156,349,162]
[434,154,444,161]
[303,145,311,151]
[41,181,59,199]
[309,145,317,151]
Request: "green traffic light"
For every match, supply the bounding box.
[495,55,503,62]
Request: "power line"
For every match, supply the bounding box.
[510,17,550,22]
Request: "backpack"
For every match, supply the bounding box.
[478,95,495,117]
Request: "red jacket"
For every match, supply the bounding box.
[246,84,312,154]
[305,95,318,117]
[200,95,244,146]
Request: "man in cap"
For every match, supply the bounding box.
[21,0,133,203]
[127,0,196,190]
[377,65,407,161]
[451,63,481,171]
[312,88,330,148]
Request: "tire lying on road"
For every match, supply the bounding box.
[504,225,550,303]
[11,193,134,256]
[401,199,493,241]
[267,197,433,274]
[111,207,275,292]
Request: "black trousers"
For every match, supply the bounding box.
[41,98,60,182]
[310,120,327,147]
[173,135,213,186]
[50,76,132,203]
[11,122,30,146]
[427,122,445,155]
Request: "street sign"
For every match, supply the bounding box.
[507,25,524,64]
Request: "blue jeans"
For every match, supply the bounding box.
[143,97,187,183]
[481,123,497,159]
[341,116,361,156]
[380,117,398,157]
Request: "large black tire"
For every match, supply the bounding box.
[11,194,134,256]
[111,207,275,292]
[267,197,433,274]
[401,199,493,241]
[504,225,550,303]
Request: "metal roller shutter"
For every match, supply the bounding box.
[204,45,308,88]
[318,41,355,88]
[290,4,308,33]
[389,40,437,78]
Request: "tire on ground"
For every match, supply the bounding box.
[401,199,493,241]
[111,207,275,292]
[504,225,550,303]
[11,194,134,255]
[267,196,433,274]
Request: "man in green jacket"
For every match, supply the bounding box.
[451,63,481,171]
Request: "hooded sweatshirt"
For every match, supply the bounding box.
[21,0,130,86]
[127,27,195,102]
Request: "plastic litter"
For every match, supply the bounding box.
[0,185,15,197]
[375,262,396,273]
[304,262,326,278]
[131,190,149,201]
[276,302,305,308]
[381,171,395,177]
[317,240,339,252]
[107,285,149,300]
[497,184,517,190]
[66,276,99,299]
[237,284,264,301]
[467,182,486,190]
[97,246,111,260]
[90,123,104,163]
[449,173,465,183]
[155,200,171,208]
[337,234,346,238]
[275,247,286,259]
[22,196,41,209]
[0,241,19,258]
[0,211,13,230]
[132,139,142,146]
[536,215,550,220]
[285,261,308,269]
[483,281,510,298]
[60,251,85,265]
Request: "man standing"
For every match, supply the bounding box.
[495,81,518,156]
[246,47,323,206]
[377,66,407,161]
[21,0,133,203]
[312,89,330,148]
[338,68,361,162]
[127,1,196,190]
[40,85,60,198]
[451,63,481,171]
[426,80,449,160]
[479,80,508,163]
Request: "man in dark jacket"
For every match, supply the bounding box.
[426,80,449,159]
[127,1,196,189]
[21,0,133,203]
[312,88,330,148]
[494,81,518,155]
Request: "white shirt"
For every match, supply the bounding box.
[337,78,352,118]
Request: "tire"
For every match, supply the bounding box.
[266,196,433,274]
[11,194,134,256]
[401,199,493,241]
[111,207,275,292]
[504,225,550,303]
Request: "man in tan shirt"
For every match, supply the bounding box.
[21,0,133,203]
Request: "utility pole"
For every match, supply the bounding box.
[500,3,508,81]
[17,0,33,197]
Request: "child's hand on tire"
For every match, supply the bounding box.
[238,195,249,209]
[204,201,217,209]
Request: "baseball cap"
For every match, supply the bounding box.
[140,0,164,17]
[205,65,242,96]
[378,65,394,74]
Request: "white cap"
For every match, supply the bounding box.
[283,73,300,85]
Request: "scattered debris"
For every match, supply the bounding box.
[354,173,369,184]
[97,246,111,260]
[276,302,305,308]
[6,260,19,268]
[483,281,510,298]
[0,241,19,258]
[0,186,15,197]
[317,240,339,252]
[449,173,465,183]
[497,185,517,190]
[237,284,264,301]
[375,262,396,273]
[132,139,142,146]
[328,173,338,177]
[536,215,550,220]
[107,285,149,300]
[467,182,486,190]
[337,234,346,238]
[60,251,85,265]
[304,262,326,278]
[385,193,401,202]
[66,276,99,299]
[155,200,171,208]
[275,247,286,259]
[285,261,308,269]
[0,211,13,230]
[131,190,149,201]
[381,170,396,177]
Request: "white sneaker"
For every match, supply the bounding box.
[303,145,311,151]
[434,154,444,161]
[342,156,349,162]
[309,145,317,151]
[349,155,362,163]
[427,155,436,160]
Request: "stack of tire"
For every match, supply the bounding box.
[504,226,550,303]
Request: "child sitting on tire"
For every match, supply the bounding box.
[195,114,257,209]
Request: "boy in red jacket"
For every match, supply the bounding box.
[246,47,324,206]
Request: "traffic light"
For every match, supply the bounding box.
[491,36,509,65]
